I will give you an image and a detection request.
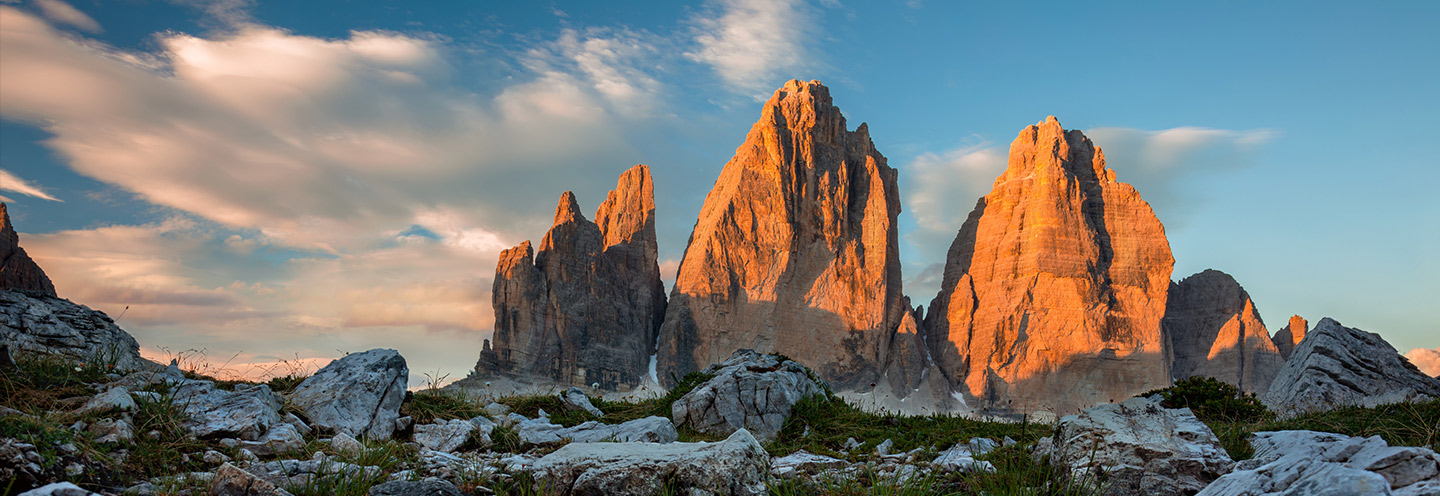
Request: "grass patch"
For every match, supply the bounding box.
[402,390,487,424]
[767,393,1049,460]
[592,372,715,423]
[1205,398,1440,460]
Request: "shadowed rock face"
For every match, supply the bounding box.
[655,80,906,390]
[485,165,666,390]
[0,203,56,296]
[924,116,1174,415]
[1164,269,1284,393]
[1271,315,1307,361]
[1263,317,1440,414]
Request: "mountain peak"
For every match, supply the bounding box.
[0,202,58,296]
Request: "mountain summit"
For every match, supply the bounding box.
[0,203,57,296]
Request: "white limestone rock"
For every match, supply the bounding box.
[532,428,768,496]
[1198,430,1440,496]
[289,349,408,440]
[1263,318,1440,414]
[670,350,826,441]
[518,415,677,446]
[172,380,282,441]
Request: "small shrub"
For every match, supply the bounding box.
[1142,376,1272,423]
[402,390,487,423]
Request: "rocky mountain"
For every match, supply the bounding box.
[655,80,907,390]
[480,165,666,390]
[0,203,57,296]
[1271,315,1307,360]
[1163,269,1284,393]
[1262,317,1440,413]
[924,116,1174,415]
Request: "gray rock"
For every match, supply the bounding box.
[968,437,999,456]
[1164,269,1285,394]
[203,449,231,465]
[240,423,304,457]
[280,412,312,437]
[874,439,894,456]
[1198,430,1440,496]
[484,402,511,417]
[210,462,294,496]
[413,419,478,453]
[368,480,462,496]
[518,415,677,446]
[89,418,134,443]
[329,432,365,457]
[17,482,99,496]
[770,450,849,478]
[933,443,996,473]
[289,349,408,440]
[0,289,154,372]
[532,428,768,496]
[78,386,135,414]
[393,415,413,433]
[1038,396,1232,496]
[172,380,282,440]
[1263,318,1440,414]
[559,386,604,417]
[670,350,826,441]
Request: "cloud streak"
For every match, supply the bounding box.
[0,169,63,202]
[686,0,815,98]
[33,0,100,33]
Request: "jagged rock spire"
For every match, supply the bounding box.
[0,203,57,296]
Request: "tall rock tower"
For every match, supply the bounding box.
[656,80,906,390]
[1,203,57,296]
[1164,269,1285,393]
[483,165,666,390]
[924,116,1174,414]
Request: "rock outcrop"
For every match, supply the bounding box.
[531,428,769,496]
[1271,315,1307,361]
[1035,396,1233,496]
[0,203,56,297]
[1262,318,1440,413]
[670,350,827,442]
[1,290,151,372]
[1198,430,1440,496]
[924,116,1174,415]
[485,164,666,390]
[1164,269,1285,393]
[289,348,408,440]
[656,80,906,391]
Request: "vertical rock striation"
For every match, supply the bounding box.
[655,80,906,390]
[924,116,1174,415]
[1262,317,1440,413]
[1163,269,1284,393]
[1271,315,1307,361]
[0,203,57,296]
[486,165,666,390]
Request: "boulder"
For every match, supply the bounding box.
[1037,396,1233,496]
[413,419,484,453]
[1164,269,1285,393]
[368,481,463,496]
[483,164,667,390]
[210,462,294,496]
[78,386,135,414]
[17,482,98,496]
[1198,430,1440,496]
[670,350,827,441]
[0,203,56,296]
[329,432,365,457]
[656,80,907,392]
[1262,318,1440,414]
[770,450,850,478]
[239,423,304,457]
[0,290,151,372]
[172,380,282,441]
[518,415,676,446]
[559,387,604,417]
[932,442,996,473]
[925,116,1173,415]
[289,348,408,439]
[531,428,769,496]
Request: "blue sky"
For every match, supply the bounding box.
[2,0,1437,382]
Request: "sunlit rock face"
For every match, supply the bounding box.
[1271,315,1307,361]
[1163,269,1284,393]
[0,203,56,296]
[656,80,906,390]
[485,165,666,390]
[924,116,1174,415]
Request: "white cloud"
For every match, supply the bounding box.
[1406,348,1440,377]
[0,168,62,201]
[33,0,100,33]
[686,0,815,97]
[1086,126,1278,223]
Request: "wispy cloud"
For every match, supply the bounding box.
[686,0,816,98]
[1406,348,1440,377]
[1086,126,1279,224]
[0,168,63,201]
[33,0,100,33]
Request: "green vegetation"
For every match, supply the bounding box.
[768,393,1048,460]
[1206,398,1440,460]
[1141,376,1272,423]
[403,389,489,423]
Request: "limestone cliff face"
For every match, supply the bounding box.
[0,203,56,297]
[1163,269,1284,393]
[656,80,905,390]
[486,165,666,390]
[1272,315,1307,361]
[924,116,1174,414]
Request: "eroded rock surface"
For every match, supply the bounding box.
[1262,318,1440,413]
[0,203,56,297]
[484,165,666,390]
[1036,396,1233,496]
[290,349,407,440]
[925,116,1174,415]
[1,290,151,372]
[1198,430,1440,496]
[172,381,282,441]
[1271,315,1307,361]
[670,350,827,441]
[1164,269,1284,393]
[532,428,768,496]
[656,80,906,391]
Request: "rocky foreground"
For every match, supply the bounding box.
[3,285,1439,495]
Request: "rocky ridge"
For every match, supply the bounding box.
[0,203,56,297]
[1263,317,1440,413]
[1164,269,1285,393]
[1271,315,1307,361]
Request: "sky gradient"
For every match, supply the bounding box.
[2,0,1437,384]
